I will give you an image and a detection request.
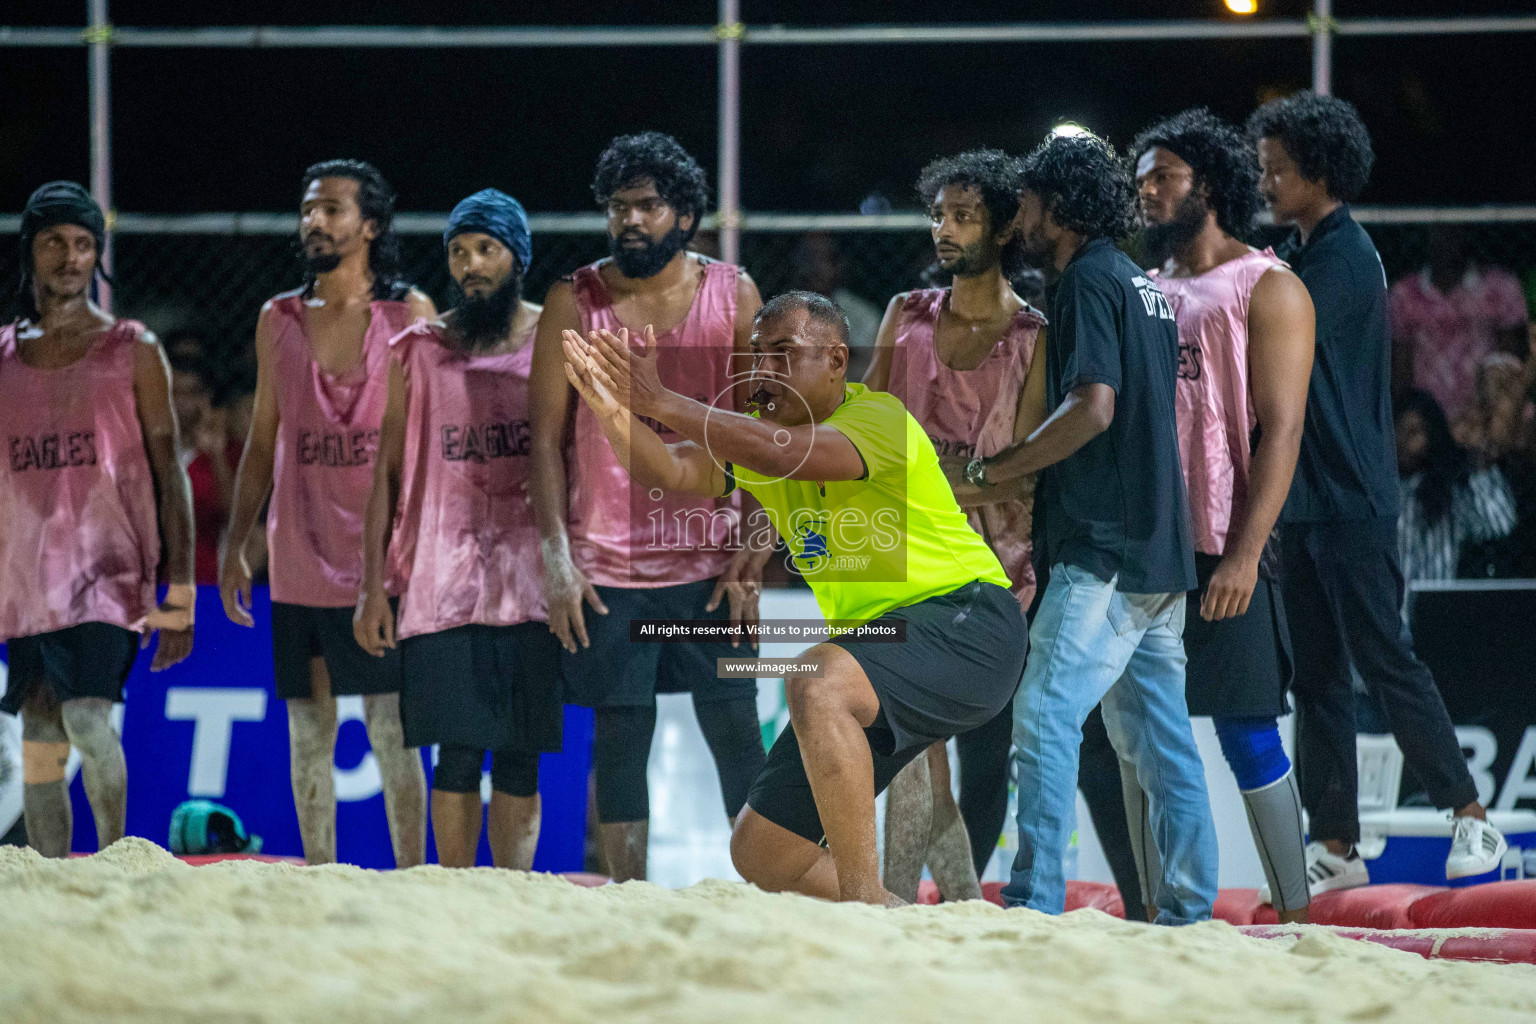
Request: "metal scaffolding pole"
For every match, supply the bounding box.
[717,0,742,266]
[1312,0,1334,96]
[4,17,1536,50]
[87,0,112,310]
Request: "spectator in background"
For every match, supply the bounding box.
[215,353,269,583]
[792,231,882,380]
[1454,352,1528,466]
[165,327,243,585]
[1390,225,1529,419]
[1395,388,1515,583]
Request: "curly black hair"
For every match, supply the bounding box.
[1132,108,1261,238]
[301,159,404,300]
[916,149,1021,238]
[916,148,1029,280]
[1017,133,1137,240]
[591,131,709,244]
[1246,91,1374,203]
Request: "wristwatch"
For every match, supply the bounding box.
[964,457,993,489]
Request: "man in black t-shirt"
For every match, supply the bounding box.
[1248,93,1504,892]
[955,132,1216,924]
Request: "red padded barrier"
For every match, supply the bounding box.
[1240,925,1536,965]
[1409,880,1536,929]
[1063,880,1125,917]
[1213,887,1262,926]
[980,881,1006,907]
[559,872,613,887]
[178,854,304,865]
[1253,884,1444,929]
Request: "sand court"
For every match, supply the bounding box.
[4,838,1536,1023]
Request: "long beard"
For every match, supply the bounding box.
[451,272,523,352]
[609,225,687,279]
[1142,192,1208,266]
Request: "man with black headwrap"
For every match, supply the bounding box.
[355,190,562,869]
[530,132,768,881]
[0,181,196,856]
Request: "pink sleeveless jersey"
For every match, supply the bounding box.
[887,289,1045,607]
[265,291,417,606]
[566,257,742,588]
[0,320,160,638]
[387,319,545,639]
[1159,248,1288,557]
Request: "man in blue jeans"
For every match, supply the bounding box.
[956,131,1218,924]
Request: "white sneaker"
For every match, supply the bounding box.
[1447,816,1507,880]
[1258,842,1369,904]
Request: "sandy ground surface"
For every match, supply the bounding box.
[4,839,1536,1024]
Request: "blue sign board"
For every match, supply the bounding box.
[2,585,592,871]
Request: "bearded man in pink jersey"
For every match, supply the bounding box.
[0,182,195,857]
[355,189,561,869]
[863,149,1044,902]
[1129,109,1316,921]
[220,160,433,866]
[530,132,768,881]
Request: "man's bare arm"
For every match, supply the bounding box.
[219,303,281,626]
[405,288,437,323]
[732,270,764,411]
[355,358,407,655]
[979,381,1114,486]
[530,281,579,548]
[530,280,607,652]
[132,329,195,669]
[563,335,725,497]
[861,294,907,392]
[1200,267,1314,621]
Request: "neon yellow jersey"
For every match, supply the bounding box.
[731,383,1009,625]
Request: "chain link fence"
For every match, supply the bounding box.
[3,215,1533,377]
[3,212,1536,579]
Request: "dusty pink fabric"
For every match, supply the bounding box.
[1390,266,1530,420]
[0,320,159,638]
[1160,248,1287,558]
[265,291,417,607]
[388,320,545,639]
[887,288,1044,608]
[565,257,742,588]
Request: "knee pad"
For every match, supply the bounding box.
[490,751,539,798]
[433,744,486,794]
[593,705,656,823]
[22,741,70,784]
[1213,716,1290,792]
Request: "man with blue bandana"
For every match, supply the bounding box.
[355,189,562,868]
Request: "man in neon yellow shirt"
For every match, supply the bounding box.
[562,291,1027,905]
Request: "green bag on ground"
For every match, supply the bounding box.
[167,799,263,856]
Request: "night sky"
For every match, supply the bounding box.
[2,0,1530,215]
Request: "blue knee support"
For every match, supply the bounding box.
[1212,716,1290,791]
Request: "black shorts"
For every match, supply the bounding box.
[399,621,564,753]
[0,622,139,715]
[1183,553,1293,718]
[560,579,758,708]
[271,601,402,700]
[746,580,1028,845]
